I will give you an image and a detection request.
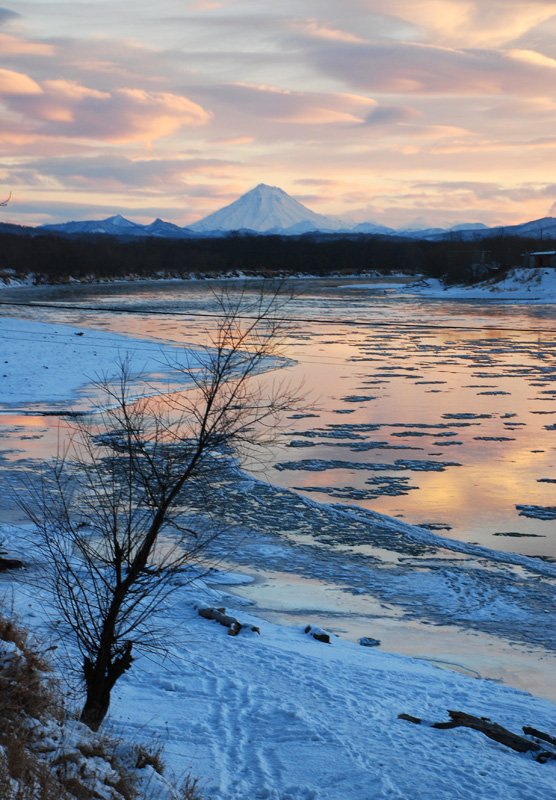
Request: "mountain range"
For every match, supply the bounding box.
[39,183,556,242]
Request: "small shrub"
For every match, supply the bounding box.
[179,774,205,800]
[133,743,165,775]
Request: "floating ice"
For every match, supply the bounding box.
[391,431,457,438]
[442,413,492,420]
[287,440,422,452]
[275,458,460,473]
[417,522,453,531]
[474,436,515,442]
[297,474,418,500]
[516,505,556,521]
[341,395,377,403]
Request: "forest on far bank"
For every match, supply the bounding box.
[0,227,554,285]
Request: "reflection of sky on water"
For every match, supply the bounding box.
[225,565,556,699]
[1,279,554,557]
[0,414,64,459]
[261,303,555,557]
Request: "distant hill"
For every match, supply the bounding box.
[142,218,192,238]
[477,216,556,240]
[41,214,144,236]
[41,214,194,239]
[421,217,556,241]
[0,221,38,237]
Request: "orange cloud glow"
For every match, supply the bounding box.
[0,68,42,95]
[293,18,366,44]
[376,0,556,46]
[42,80,110,100]
[0,33,56,56]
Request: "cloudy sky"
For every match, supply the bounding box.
[1,0,556,228]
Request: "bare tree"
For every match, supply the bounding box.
[23,287,300,730]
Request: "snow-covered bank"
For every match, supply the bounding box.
[117,582,556,800]
[0,275,33,289]
[2,534,555,800]
[0,317,199,407]
[346,268,556,302]
[0,270,410,292]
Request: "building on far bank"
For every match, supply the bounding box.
[524,251,556,268]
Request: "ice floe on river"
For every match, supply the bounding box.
[275,457,461,472]
[0,317,201,406]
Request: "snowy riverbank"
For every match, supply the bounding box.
[1,525,555,800]
[346,268,556,302]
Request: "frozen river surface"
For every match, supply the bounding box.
[2,277,554,556]
[0,278,554,695]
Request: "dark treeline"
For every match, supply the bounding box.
[0,229,553,284]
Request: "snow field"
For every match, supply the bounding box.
[8,548,552,800]
[107,575,556,800]
[3,513,554,800]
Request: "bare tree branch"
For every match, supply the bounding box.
[20,286,302,729]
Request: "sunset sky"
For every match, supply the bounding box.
[1,1,556,228]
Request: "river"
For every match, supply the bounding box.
[1,277,555,697]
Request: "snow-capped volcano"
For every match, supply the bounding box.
[189,183,348,233]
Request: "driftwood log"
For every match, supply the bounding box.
[398,710,556,763]
[304,625,331,644]
[0,557,23,572]
[197,607,260,637]
[522,727,556,748]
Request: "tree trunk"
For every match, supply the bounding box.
[80,677,111,731]
[79,642,133,731]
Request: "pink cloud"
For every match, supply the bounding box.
[0,68,42,95]
[188,82,376,129]
[292,18,366,44]
[0,33,56,56]
[3,82,211,145]
[365,1,556,47]
[309,40,556,96]
[42,80,110,100]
